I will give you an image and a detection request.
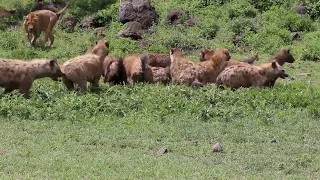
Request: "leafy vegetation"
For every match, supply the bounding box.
[0,0,320,179]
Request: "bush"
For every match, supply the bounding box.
[245,24,291,54]
[92,2,119,27]
[298,31,320,61]
[261,6,315,32]
[304,1,320,20]
[224,1,258,19]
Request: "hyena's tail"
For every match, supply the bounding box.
[140,53,149,82]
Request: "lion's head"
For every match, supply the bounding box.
[23,13,39,32]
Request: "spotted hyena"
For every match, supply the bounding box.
[0,58,62,97]
[216,61,289,89]
[61,39,109,91]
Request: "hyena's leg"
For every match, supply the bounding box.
[91,76,100,88]
[76,80,88,92]
[4,88,14,94]
[62,76,74,90]
[19,81,32,98]
[191,79,205,88]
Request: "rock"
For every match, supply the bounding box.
[185,18,198,26]
[5,21,21,30]
[157,147,169,154]
[119,0,159,30]
[60,14,78,32]
[78,15,94,29]
[117,21,144,40]
[291,31,302,42]
[125,21,143,32]
[287,64,295,69]
[271,139,277,144]
[294,5,308,15]
[166,8,184,25]
[185,140,198,146]
[296,72,311,77]
[117,30,142,40]
[212,142,223,153]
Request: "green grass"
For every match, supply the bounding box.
[0,0,320,179]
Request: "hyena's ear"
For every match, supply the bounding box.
[49,59,58,68]
[271,61,277,69]
[105,40,109,48]
[280,48,289,54]
[170,48,175,55]
[200,50,205,59]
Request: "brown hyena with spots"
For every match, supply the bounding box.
[103,56,127,85]
[259,48,295,87]
[270,48,295,66]
[146,53,171,68]
[61,39,109,91]
[0,58,62,97]
[216,61,289,89]
[170,48,230,87]
[200,49,259,67]
[140,54,171,84]
[122,54,147,84]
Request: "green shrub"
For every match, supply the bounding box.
[304,1,320,20]
[245,24,291,54]
[298,31,320,61]
[261,6,315,32]
[92,2,119,27]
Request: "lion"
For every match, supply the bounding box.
[216,61,289,89]
[170,48,231,87]
[23,0,71,47]
[0,58,62,97]
[61,39,109,92]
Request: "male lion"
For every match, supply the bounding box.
[23,0,71,46]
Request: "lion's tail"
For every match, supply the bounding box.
[56,0,71,17]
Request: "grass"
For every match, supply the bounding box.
[0,0,320,179]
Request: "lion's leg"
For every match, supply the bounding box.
[49,33,54,47]
[43,31,50,46]
[25,33,32,44]
[45,18,57,47]
[31,32,40,45]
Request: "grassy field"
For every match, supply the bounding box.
[0,0,320,179]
